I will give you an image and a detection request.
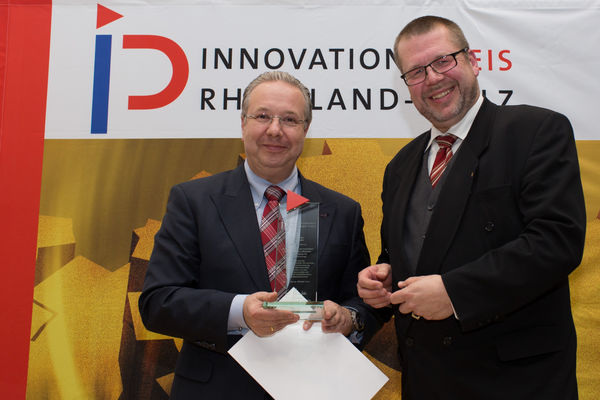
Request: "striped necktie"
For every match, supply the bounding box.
[260,185,286,292]
[430,134,457,187]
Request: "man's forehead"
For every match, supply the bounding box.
[247,82,304,110]
[397,30,455,63]
[253,80,298,94]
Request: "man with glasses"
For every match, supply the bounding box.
[140,71,381,399]
[357,16,585,399]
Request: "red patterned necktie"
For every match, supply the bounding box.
[260,185,286,293]
[430,134,458,187]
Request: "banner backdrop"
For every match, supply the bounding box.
[45,0,600,139]
[1,1,600,399]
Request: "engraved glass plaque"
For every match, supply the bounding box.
[263,202,323,320]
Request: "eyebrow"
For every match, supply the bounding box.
[251,107,300,117]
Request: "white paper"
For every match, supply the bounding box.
[228,321,388,400]
[279,287,307,302]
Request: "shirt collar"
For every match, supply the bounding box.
[426,94,484,151]
[244,160,300,209]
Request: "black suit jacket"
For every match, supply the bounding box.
[378,99,585,400]
[139,165,380,399]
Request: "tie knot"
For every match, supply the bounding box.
[435,134,457,149]
[265,185,285,202]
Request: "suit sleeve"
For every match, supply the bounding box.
[138,184,235,353]
[377,163,393,265]
[443,111,586,331]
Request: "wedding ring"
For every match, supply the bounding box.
[411,313,421,320]
[270,326,274,332]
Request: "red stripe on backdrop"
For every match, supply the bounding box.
[0,0,51,398]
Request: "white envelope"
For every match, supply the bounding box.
[228,304,388,400]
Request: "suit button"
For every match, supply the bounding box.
[484,221,495,232]
[442,336,452,346]
[405,337,414,347]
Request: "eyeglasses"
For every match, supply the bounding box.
[401,48,469,86]
[245,113,306,128]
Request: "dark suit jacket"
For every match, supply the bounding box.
[139,165,381,399]
[378,99,585,400]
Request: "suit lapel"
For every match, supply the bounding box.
[416,99,497,275]
[211,166,271,291]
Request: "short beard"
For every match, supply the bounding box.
[418,82,479,130]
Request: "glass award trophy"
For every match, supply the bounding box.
[263,200,324,320]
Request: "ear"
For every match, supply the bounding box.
[241,115,247,142]
[467,49,480,77]
[303,122,310,136]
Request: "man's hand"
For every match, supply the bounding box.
[357,263,393,308]
[243,291,299,337]
[390,275,454,320]
[302,300,353,336]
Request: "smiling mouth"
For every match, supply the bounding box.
[263,143,287,151]
[430,89,452,100]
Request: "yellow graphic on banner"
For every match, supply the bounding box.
[28,254,129,399]
[28,139,600,399]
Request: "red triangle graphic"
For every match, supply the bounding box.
[97,4,123,29]
[286,190,309,212]
[322,140,332,155]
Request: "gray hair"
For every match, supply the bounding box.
[393,16,470,72]
[241,71,312,127]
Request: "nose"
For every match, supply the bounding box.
[266,117,283,135]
